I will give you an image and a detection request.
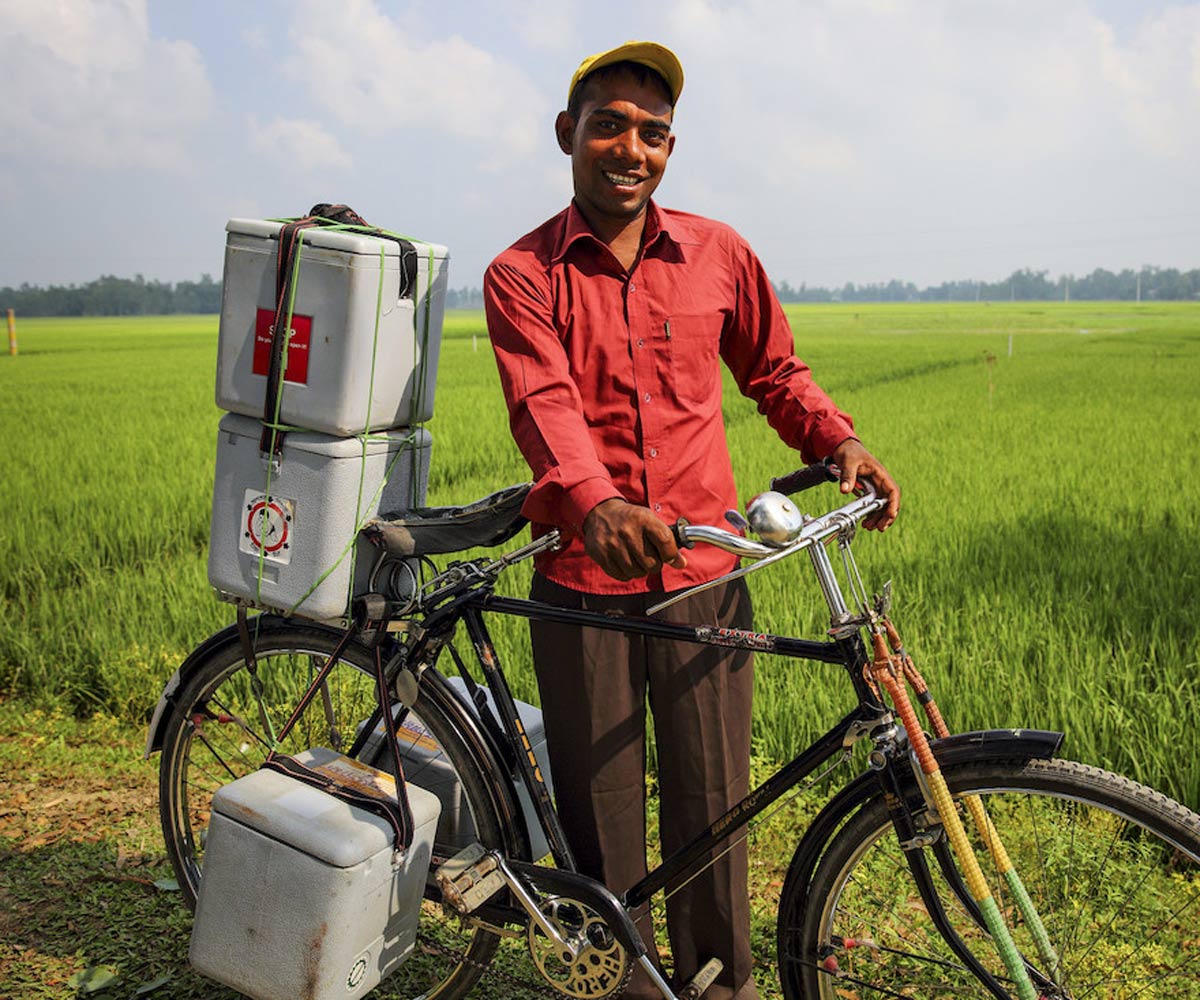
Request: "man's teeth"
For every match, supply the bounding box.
[604,171,641,185]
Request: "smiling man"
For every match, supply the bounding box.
[485,41,899,1000]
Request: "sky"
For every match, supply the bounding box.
[2,0,1199,292]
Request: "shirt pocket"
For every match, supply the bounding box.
[666,314,723,406]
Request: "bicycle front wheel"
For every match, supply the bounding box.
[781,757,1200,999]
[158,617,520,1000]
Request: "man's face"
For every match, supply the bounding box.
[556,69,675,233]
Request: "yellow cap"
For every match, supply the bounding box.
[567,40,684,108]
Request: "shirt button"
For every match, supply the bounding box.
[649,448,658,458]
[654,503,662,512]
[629,282,637,292]
[636,338,644,348]
[643,393,651,403]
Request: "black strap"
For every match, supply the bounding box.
[256,203,420,456]
[261,752,413,850]
[263,627,415,852]
[259,214,322,455]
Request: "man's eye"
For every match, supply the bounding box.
[643,131,667,146]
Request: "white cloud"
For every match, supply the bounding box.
[659,0,1200,283]
[500,0,581,52]
[0,0,212,171]
[247,115,353,171]
[285,0,548,170]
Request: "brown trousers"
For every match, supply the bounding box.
[530,573,760,1000]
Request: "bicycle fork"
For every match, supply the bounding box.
[813,533,1060,999]
[868,628,1043,1000]
[883,620,1061,983]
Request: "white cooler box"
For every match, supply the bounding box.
[365,676,556,861]
[208,412,432,620]
[216,218,449,435]
[190,748,441,1000]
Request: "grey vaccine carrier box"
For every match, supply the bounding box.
[368,676,556,861]
[189,748,441,1000]
[216,219,449,435]
[207,412,431,620]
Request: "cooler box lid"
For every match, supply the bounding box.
[226,218,449,263]
[210,747,435,868]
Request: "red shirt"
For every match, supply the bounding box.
[484,201,856,594]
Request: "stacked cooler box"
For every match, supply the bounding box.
[207,218,449,620]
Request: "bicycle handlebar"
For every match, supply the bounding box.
[675,466,885,560]
[770,458,839,496]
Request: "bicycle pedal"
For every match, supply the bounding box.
[678,957,723,1000]
[435,843,506,914]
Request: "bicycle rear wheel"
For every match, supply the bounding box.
[158,617,523,1000]
[780,757,1200,999]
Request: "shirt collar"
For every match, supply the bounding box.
[552,200,688,264]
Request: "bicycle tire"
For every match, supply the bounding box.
[158,617,523,1000]
[779,757,1200,999]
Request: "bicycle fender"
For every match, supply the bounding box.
[416,666,533,861]
[779,727,1064,925]
[145,620,247,759]
[143,615,344,759]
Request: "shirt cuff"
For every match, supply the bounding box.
[563,477,625,533]
[806,417,858,463]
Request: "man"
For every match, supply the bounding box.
[485,41,899,1000]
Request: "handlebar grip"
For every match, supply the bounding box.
[770,460,838,497]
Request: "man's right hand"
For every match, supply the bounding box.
[582,499,687,581]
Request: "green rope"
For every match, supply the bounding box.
[284,429,422,616]
[248,217,439,618]
[338,243,390,616]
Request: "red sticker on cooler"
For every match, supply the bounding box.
[252,308,312,385]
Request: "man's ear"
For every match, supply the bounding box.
[555,111,575,155]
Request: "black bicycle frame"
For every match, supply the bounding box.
[426,589,892,913]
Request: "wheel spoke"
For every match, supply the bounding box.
[778,758,1200,1000]
[158,621,521,1000]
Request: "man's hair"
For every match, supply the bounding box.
[567,60,676,120]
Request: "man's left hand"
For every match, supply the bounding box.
[831,439,900,531]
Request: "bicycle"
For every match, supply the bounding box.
[147,464,1200,999]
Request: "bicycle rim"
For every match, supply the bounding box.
[784,757,1200,999]
[157,619,512,1000]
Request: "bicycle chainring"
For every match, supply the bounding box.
[527,896,631,998]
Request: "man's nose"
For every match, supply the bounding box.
[612,127,645,163]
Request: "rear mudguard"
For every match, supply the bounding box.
[143,618,274,759]
[779,728,1064,925]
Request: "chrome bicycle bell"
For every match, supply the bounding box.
[746,491,804,545]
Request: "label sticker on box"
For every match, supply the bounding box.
[240,490,295,565]
[252,308,312,385]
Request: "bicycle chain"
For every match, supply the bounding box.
[416,931,566,999]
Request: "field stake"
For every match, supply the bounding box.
[6,309,15,357]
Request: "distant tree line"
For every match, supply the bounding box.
[1,274,222,316]
[5,266,1199,317]
[772,266,1200,303]
[444,286,485,309]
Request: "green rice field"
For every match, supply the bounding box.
[1,303,1197,810]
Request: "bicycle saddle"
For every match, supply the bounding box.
[361,483,531,556]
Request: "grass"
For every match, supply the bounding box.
[1,303,1198,995]
[2,305,1198,806]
